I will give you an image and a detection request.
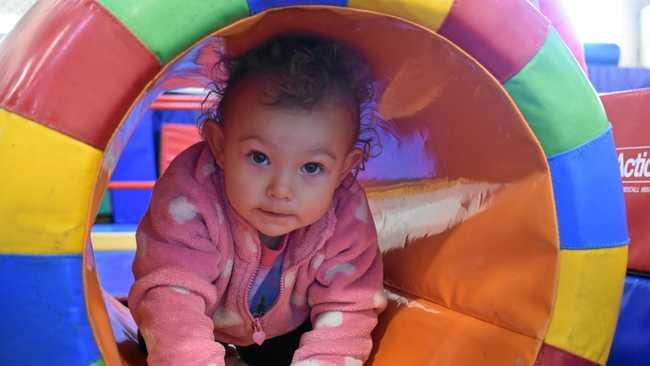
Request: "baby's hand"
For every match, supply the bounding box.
[224,355,248,366]
[224,345,249,366]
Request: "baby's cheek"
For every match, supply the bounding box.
[225,180,250,209]
[299,189,335,225]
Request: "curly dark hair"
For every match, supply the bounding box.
[199,34,382,173]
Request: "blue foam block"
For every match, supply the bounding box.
[584,43,620,66]
[588,66,650,93]
[111,112,156,224]
[607,274,650,366]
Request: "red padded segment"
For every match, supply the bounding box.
[438,0,549,82]
[534,343,598,366]
[0,0,160,149]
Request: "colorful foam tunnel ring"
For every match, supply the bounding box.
[0,1,628,365]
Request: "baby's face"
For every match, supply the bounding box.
[205,75,362,238]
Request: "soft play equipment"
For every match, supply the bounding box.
[589,66,650,94]
[109,110,156,224]
[0,1,628,366]
[109,99,201,224]
[601,89,650,366]
[585,43,621,66]
[584,43,650,94]
[159,122,202,174]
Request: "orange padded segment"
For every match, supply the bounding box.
[376,172,557,340]
[369,294,541,366]
[83,239,123,366]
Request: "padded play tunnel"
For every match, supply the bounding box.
[0,1,628,365]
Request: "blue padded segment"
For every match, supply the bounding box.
[548,127,629,249]
[247,0,347,15]
[607,275,650,366]
[0,254,101,366]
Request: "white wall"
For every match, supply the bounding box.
[0,0,37,43]
[561,0,646,66]
[617,0,650,66]
[639,0,650,66]
[620,0,639,66]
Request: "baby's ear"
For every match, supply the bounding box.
[339,148,364,184]
[202,120,226,168]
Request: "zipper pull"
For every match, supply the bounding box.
[252,317,266,345]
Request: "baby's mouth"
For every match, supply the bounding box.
[258,208,293,218]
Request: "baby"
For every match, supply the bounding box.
[129,35,386,366]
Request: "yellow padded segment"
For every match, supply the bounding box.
[545,246,628,365]
[348,0,453,32]
[0,109,102,254]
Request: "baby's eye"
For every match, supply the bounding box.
[301,162,323,175]
[248,151,269,165]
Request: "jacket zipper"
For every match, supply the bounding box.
[256,264,287,325]
[245,234,325,345]
[246,249,290,346]
[245,244,265,345]
[250,253,315,340]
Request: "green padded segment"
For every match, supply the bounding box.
[504,29,608,157]
[98,191,112,216]
[98,0,249,64]
[89,360,105,366]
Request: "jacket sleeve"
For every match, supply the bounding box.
[128,160,227,366]
[292,181,386,366]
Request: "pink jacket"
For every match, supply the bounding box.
[128,142,385,366]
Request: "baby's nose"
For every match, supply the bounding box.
[267,174,292,200]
